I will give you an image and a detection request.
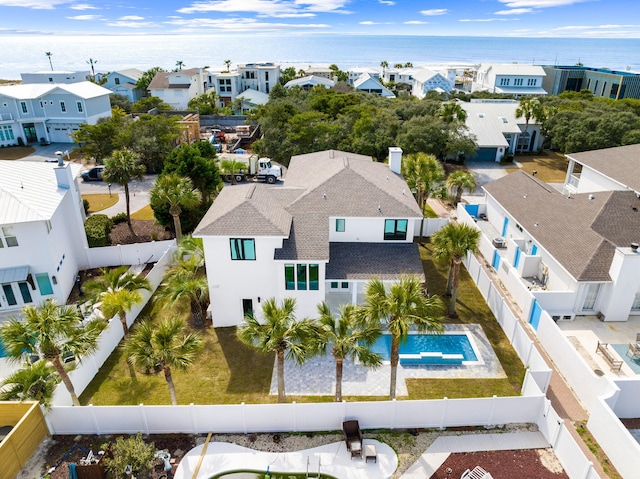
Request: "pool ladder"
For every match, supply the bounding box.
[306,456,321,477]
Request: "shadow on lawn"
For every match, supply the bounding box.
[215,327,275,395]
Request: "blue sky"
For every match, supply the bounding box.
[0,0,638,37]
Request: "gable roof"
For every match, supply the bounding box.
[148,68,200,90]
[413,68,445,83]
[115,68,143,81]
[567,144,640,194]
[284,75,335,89]
[478,63,546,77]
[353,74,395,97]
[484,170,640,281]
[236,88,270,106]
[0,161,82,225]
[0,81,111,100]
[459,100,527,147]
[194,150,421,261]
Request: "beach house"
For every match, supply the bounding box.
[102,68,145,102]
[147,68,207,110]
[542,65,640,100]
[411,68,454,98]
[472,64,547,97]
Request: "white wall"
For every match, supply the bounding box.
[328,217,419,243]
[417,218,449,238]
[599,248,640,320]
[576,166,627,194]
[85,240,174,269]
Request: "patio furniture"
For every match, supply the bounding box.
[343,420,363,459]
[461,466,494,479]
[596,341,623,372]
[364,443,377,463]
[627,343,640,361]
[636,333,640,347]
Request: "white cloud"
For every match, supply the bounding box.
[495,8,534,15]
[106,20,159,28]
[420,9,447,16]
[404,20,430,24]
[66,14,101,20]
[177,0,351,16]
[260,13,316,17]
[0,0,67,9]
[498,0,589,7]
[359,20,394,25]
[119,15,145,20]
[165,17,330,32]
[70,3,98,9]
[459,18,510,22]
[379,0,395,5]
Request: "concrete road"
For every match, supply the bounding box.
[79,174,156,216]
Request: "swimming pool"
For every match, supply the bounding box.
[370,332,479,365]
[210,470,338,479]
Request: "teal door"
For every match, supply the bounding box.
[501,217,509,237]
[514,247,521,268]
[492,250,501,269]
[529,299,543,330]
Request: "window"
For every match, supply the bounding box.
[230,238,255,260]
[582,283,601,311]
[632,287,640,311]
[285,264,319,291]
[341,282,349,289]
[330,281,338,289]
[115,77,120,85]
[265,72,269,81]
[499,78,510,86]
[20,101,27,113]
[384,219,408,240]
[335,218,345,232]
[514,78,523,86]
[18,282,32,304]
[77,101,83,113]
[35,273,54,295]
[527,78,537,86]
[60,101,66,112]
[2,226,18,247]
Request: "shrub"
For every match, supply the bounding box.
[111,212,128,224]
[83,199,90,215]
[85,214,113,247]
[102,433,156,479]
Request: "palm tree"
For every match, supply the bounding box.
[515,97,543,152]
[446,170,477,206]
[103,149,146,231]
[402,153,445,243]
[404,62,413,68]
[176,60,185,71]
[431,223,481,317]
[219,158,247,185]
[0,360,57,408]
[439,102,467,124]
[0,299,106,406]
[380,60,388,76]
[124,317,203,405]
[83,265,152,337]
[361,276,444,400]
[316,302,382,402]
[155,249,209,327]
[45,51,53,71]
[224,60,232,72]
[237,298,317,403]
[150,174,202,241]
[86,58,98,79]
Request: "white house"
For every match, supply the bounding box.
[472,64,547,97]
[459,99,544,162]
[411,68,454,98]
[0,82,112,145]
[194,148,424,326]
[237,63,280,96]
[102,68,144,102]
[475,166,640,324]
[208,70,241,107]
[563,143,640,195]
[382,67,416,86]
[20,71,90,84]
[347,67,380,85]
[303,66,334,80]
[235,89,270,112]
[284,75,335,91]
[353,74,395,98]
[148,68,207,110]
[0,160,88,314]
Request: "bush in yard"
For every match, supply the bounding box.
[111,212,128,224]
[102,433,156,479]
[83,198,90,215]
[85,214,114,247]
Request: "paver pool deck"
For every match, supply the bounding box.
[174,440,397,479]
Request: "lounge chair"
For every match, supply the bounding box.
[627,343,640,361]
[636,333,640,347]
[461,466,494,479]
[342,420,363,459]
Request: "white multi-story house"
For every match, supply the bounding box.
[0,82,112,145]
[147,68,207,110]
[208,70,241,106]
[465,145,640,326]
[102,68,144,103]
[411,68,454,98]
[0,160,87,314]
[459,99,544,162]
[20,71,90,84]
[353,74,395,98]
[382,67,416,86]
[194,148,424,326]
[472,64,547,97]
[347,67,380,85]
[237,63,280,96]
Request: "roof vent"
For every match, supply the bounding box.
[588,194,595,200]
[632,242,639,252]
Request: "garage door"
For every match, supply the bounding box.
[48,124,72,143]
[472,148,497,162]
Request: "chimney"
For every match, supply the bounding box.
[389,147,402,175]
[53,152,72,189]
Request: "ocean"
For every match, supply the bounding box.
[1,34,639,80]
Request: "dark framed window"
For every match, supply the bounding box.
[60,101,66,112]
[285,264,295,290]
[335,218,345,232]
[309,264,319,290]
[341,282,349,289]
[297,264,307,290]
[384,219,408,240]
[330,281,338,289]
[230,238,256,260]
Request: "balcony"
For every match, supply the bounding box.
[567,174,580,189]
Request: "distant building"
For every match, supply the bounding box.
[237,63,280,96]
[472,64,547,97]
[347,67,380,85]
[147,68,207,110]
[304,66,334,80]
[208,70,241,107]
[102,68,144,102]
[353,73,395,98]
[20,71,90,84]
[284,75,335,91]
[541,65,640,100]
[411,68,454,98]
[382,67,416,86]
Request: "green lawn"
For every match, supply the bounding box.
[506,151,569,183]
[80,243,525,405]
[82,194,119,213]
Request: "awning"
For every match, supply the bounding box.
[0,265,29,283]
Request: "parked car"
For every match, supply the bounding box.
[81,166,105,181]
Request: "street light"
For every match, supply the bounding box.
[108,183,112,197]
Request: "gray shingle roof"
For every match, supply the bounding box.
[326,243,425,280]
[483,170,640,281]
[567,144,640,194]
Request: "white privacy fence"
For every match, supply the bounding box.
[417,217,449,237]
[83,240,175,269]
[51,244,176,406]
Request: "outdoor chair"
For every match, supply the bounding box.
[636,333,640,347]
[461,466,494,479]
[342,420,363,459]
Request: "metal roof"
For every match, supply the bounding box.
[459,100,524,148]
[0,81,111,100]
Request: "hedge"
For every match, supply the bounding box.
[85,214,114,247]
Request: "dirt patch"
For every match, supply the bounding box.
[432,449,568,479]
[109,219,173,245]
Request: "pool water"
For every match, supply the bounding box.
[210,470,338,479]
[370,333,478,365]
